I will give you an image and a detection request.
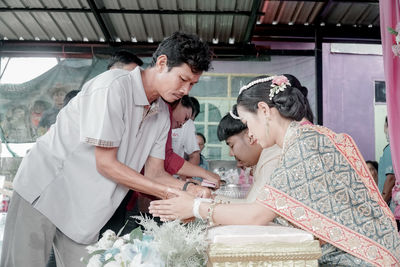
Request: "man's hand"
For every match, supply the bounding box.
[187,183,211,198]
[203,171,221,189]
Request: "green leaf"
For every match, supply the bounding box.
[117,220,129,237]
[388,27,398,35]
[81,249,106,264]
[130,227,143,242]
[102,256,116,266]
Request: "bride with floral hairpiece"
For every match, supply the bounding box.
[150,74,400,266]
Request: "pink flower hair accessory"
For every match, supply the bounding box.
[269,75,291,100]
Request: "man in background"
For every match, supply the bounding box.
[107,50,143,70]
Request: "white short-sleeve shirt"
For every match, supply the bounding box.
[171,119,200,158]
[13,67,170,244]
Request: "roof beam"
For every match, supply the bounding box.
[243,0,263,43]
[266,0,377,2]
[87,0,112,43]
[0,41,315,58]
[0,7,262,16]
[253,24,381,43]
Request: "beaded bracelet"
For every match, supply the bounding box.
[206,200,217,227]
[192,198,212,220]
[206,199,226,227]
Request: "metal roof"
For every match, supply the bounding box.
[0,0,380,57]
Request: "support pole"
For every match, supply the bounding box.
[315,27,323,125]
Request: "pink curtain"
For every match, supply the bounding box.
[379,0,400,219]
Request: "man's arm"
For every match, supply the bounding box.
[145,156,186,189]
[95,146,168,199]
[382,174,396,203]
[145,156,211,198]
[177,160,220,187]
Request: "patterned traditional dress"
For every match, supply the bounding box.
[257,122,400,266]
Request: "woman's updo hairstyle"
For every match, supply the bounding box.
[236,74,307,121]
[283,74,314,123]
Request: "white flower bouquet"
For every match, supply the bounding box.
[82,216,208,267]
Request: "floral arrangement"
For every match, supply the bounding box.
[82,216,208,267]
[388,23,400,57]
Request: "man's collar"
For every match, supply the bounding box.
[132,67,150,106]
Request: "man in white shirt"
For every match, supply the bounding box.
[1,32,212,267]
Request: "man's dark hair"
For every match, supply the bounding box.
[217,106,248,141]
[190,96,200,119]
[151,32,212,73]
[196,132,206,144]
[179,95,195,111]
[171,95,195,116]
[107,50,143,70]
[63,90,80,107]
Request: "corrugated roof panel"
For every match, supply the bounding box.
[142,14,164,42]
[261,1,280,24]
[198,0,216,11]
[339,3,370,25]
[104,14,131,41]
[178,14,197,35]
[87,13,104,40]
[49,12,82,41]
[137,0,160,9]
[197,15,215,41]
[325,3,351,24]
[277,1,298,24]
[306,2,324,23]
[235,0,253,11]
[177,0,196,11]
[158,0,178,10]
[20,0,44,8]
[37,0,62,8]
[96,0,121,9]
[160,15,180,37]
[359,5,379,26]
[69,13,100,41]
[3,0,25,8]
[59,0,88,9]
[123,14,150,42]
[31,12,66,40]
[0,15,19,39]
[215,15,234,43]
[217,0,236,11]
[13,11,49,40]
[295,2,317,24]
[1,12,33,39]
[232,15,249,42]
